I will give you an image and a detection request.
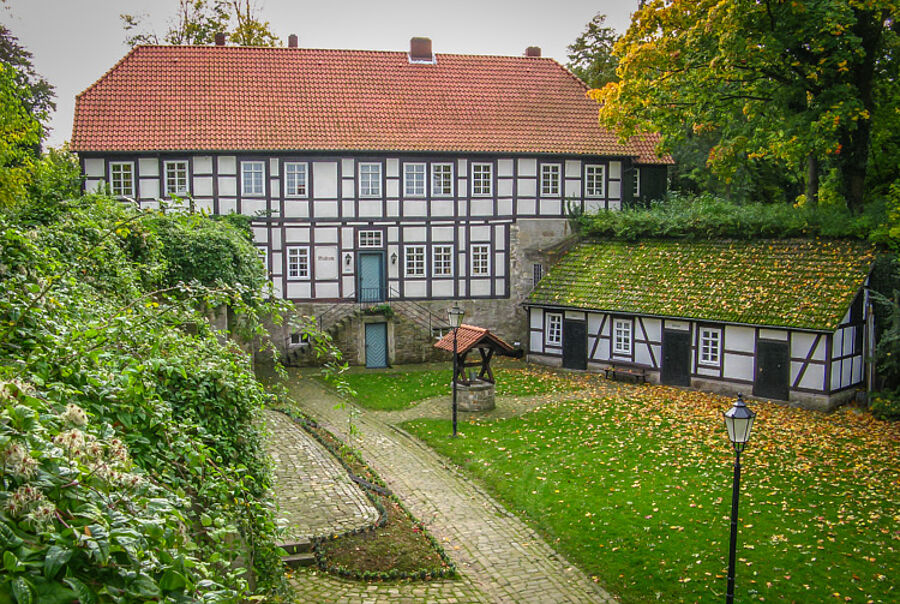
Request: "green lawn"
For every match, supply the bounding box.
[403,384,899,603]
[330,361,594,410]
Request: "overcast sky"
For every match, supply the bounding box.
[2,0,639,148]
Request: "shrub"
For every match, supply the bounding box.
[147,212,266,292]
[0,194,298,599]
[869,390,900,421]
[577,192,882,242]
[0,381,236,602]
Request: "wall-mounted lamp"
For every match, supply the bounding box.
[391,252,398,265]
[345,253,352,266]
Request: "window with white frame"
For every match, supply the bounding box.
[256,246,268,273]
[699,327,722,366]
[241,161,265,196]
[164,160,189,196]
[286,246,309,279]
[404,163,426,196]
[471,163,493,196]
[109,162,135,197]
[433,245,453,276]
[585,164,606,197]
[432,163,453,196]
[284,162,308,197]
[405,245,426,277]
[471,244,490,276]
[546,313,562,346]
[358,230,383,248]
[613,318,632,355]
[540,164,561,197]
[633,167,641,197]
[359,163,382,197]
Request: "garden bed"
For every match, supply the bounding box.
[277,409,455,581]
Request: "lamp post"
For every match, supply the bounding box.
[448,304,465,437]
[722,393,756,604]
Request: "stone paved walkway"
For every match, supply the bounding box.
[279,374,618,603]
[265,409,378,540]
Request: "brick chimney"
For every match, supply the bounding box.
[525,46,541,57]
[288,34,298,48]
[409,37,434,63]
[214,32,226,46]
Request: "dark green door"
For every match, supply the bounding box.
[358,252,384,302]
[562,320,587,370]
[661,330,691,386]
[365,322,388,368]
[754,340,789,400]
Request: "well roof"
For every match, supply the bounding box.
[434,324,516,355]
[526,239,875,331]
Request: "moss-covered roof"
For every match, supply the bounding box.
[527,239,875,331]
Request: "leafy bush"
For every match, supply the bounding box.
[1,381,236,602]
[872,288,900,390]
[18,147,84,225]
[147,212,266,292]
[0,193,299,600]
[869,391,900,421]
[576,192,882,242]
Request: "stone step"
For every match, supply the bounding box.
[278,539,312,554]
[283,551,316,569]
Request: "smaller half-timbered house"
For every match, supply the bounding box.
[524,239,876,410]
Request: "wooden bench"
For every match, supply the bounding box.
[604,362,647,384]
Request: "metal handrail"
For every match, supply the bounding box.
[388,286,451,335]
[313,286,451,336]
[315,295,356,330]
[357,287,387,303]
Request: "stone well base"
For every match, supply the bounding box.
[456,379,496,412]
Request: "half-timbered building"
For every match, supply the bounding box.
[525,239,875,410]
[69,37,670,366]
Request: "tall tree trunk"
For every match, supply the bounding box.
[839,8,885,214]
[806,154,819,205]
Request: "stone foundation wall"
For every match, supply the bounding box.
[393,313,446,365]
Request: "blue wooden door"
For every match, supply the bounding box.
[358,252,384,302]
[365,322,388,368]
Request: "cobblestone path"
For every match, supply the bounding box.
[265,409,378,540]
[282,375,617,603]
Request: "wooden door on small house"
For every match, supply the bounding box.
[661,329,691,386]
[754,340,789,400]
[562,319,587,370]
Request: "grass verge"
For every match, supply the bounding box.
[402,384,899,603]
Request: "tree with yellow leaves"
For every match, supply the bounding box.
[592,0,898,212]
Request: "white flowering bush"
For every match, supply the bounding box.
[1,380,235,602]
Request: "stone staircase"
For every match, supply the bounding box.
[279,538,315,569]
[389,297,451,339]
[314,291,450,339]
[315,300,358,333]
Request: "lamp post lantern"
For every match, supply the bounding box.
[448,304,465,437]
[723,393,756,604]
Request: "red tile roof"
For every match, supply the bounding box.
[71,46,670,163]
[434,324,516,355]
